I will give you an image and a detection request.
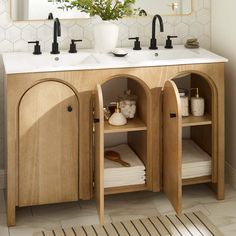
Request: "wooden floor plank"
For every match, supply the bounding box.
[83,225,98,236]
[185,212,213,236]
[131,219,151,236]
[167,215,192,236]
[194,211,224,236]
[103,223,119,235]
[122,221,140,236]
[111,221,130,236]
[140,218,162,235]
[176,214,202,235]
[148,216,172,235]
[73,226,87,236]
[92,224,108,236]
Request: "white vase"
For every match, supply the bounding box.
[94,21,119,52]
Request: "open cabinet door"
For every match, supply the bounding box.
[163,80,182,214]
[94,84,104,224]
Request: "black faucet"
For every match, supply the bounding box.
[149,14,164,50]
[51,18,61,54]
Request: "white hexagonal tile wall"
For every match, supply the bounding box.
[6,26,21,42]
[0,12,12,28]
[68,24,83,40]
[0,0,7,14]
[189,22,204,38]
[175,23,189,38]
[22,25,37,41]
[197,9,210,25]
[162,23,175,37]
[181,13,196,26]
[14,39,28,52]
[204,0,211,9]
[136,16,152,26]
[118,23,129,41]
[37,25,53,41]
[165,16,181,26]
[128,23,144,39]
[0,40,13,52]
[194,0,204,11]
[0,27,5,41]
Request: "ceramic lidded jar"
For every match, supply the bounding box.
[178,88,189,117]
[118,90,137,119]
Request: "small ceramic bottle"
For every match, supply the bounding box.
[108,102,127,126]
[191,88,205,116]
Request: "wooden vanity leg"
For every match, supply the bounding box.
[7,154,16,226]
[217,74,225,200]
[7,202,16,226]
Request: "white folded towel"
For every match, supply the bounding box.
[182,139,212,179]
[104,144,145,170]
[104,144,146,188]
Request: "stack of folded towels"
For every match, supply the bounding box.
[104,144,146,188]
[185,38,200,48]
[182,139,211,179]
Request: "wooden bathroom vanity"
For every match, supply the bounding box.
[3,47,227,226]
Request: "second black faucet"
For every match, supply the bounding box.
[149,14,164,50]
[51,18,61,54]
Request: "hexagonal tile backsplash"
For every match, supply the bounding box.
[0,0,211,169]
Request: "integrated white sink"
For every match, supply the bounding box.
[2,46,228,74]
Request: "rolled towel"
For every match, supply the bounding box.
[185,38,200,49]
[186,38,198,43]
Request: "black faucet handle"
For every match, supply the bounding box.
[128,37,141,50]
[69,39,83,53]
[28,41,42,55]
[165,35,178,49]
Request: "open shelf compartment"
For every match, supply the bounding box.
[182,114,212,127]
[94,76,152,224]
[104,117,147,133]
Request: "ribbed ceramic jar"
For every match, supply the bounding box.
[94,21,119,52]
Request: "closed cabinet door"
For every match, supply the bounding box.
[163,80,182,214]
[19,81,79,206]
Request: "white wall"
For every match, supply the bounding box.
[211,0,236,188]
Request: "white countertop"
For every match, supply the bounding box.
[2,45,228,75]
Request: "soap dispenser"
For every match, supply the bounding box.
[108,102,127,126]
[190,88,205,116]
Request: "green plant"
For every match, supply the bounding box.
[49,0,136,21]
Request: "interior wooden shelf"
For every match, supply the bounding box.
[182,114,212,127]
[104,117,147,134]
[105,184,147,195]
[182,176,212,186]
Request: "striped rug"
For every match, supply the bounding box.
[34,211,223,236]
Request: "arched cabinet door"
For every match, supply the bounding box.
[94,84,104,225]
[19,81,79,206]
[163,80,182,214]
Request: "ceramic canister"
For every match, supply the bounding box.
[191,97,205,116]
[179,89,189,117]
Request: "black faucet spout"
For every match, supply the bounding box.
[51,18,61,54]
[149,14,164,50]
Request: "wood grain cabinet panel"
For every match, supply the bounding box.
[18,81,79,206]
[163,80,182,215]
[5,63,225,226]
